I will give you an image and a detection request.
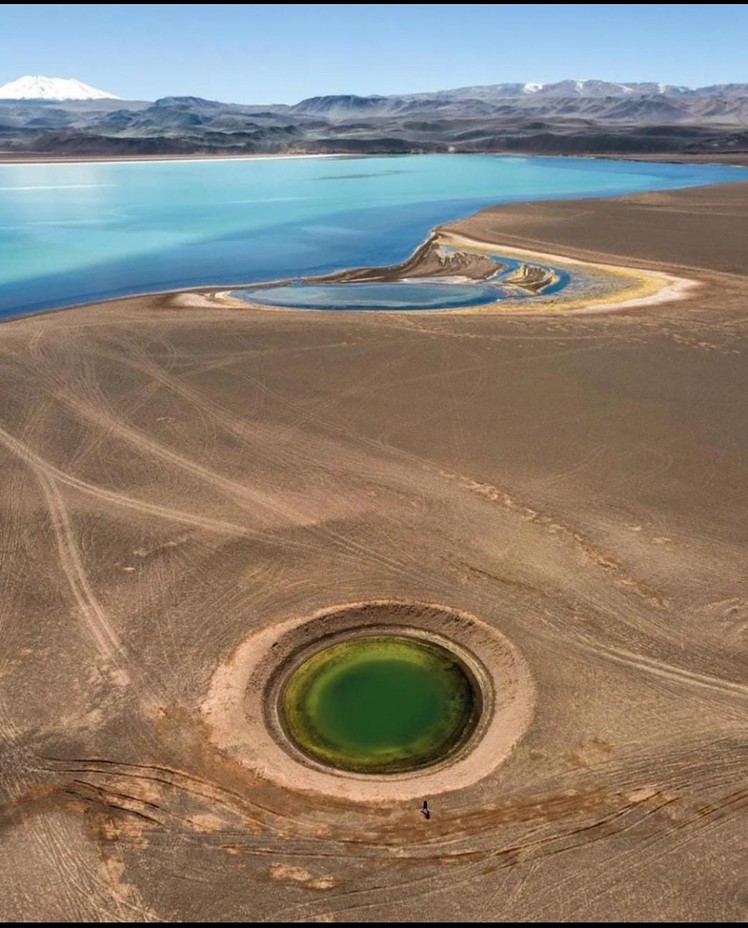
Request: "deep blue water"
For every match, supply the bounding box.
[0,154,743,319]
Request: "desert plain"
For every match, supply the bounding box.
[0,180,746,921]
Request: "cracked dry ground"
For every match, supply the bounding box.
[1,184,747,921]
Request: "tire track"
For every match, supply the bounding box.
[0,422,252,540]
[32,467,124,667]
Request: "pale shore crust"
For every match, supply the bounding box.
[437,231,701,315]
[201,600,535,802]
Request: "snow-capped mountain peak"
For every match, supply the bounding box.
[0,75,119,101]
[522,82,544,94]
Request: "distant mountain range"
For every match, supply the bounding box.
[436,80,693,98]
[0,76,746,159]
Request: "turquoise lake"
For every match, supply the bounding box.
[0,154,744,319]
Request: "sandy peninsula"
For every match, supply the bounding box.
[0,181,746,921]
[211,227,695,317]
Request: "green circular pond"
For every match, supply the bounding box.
[280,636,479,773]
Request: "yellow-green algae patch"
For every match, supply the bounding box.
[280,636,480,773]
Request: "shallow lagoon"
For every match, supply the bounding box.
[230,254,570,311]
[281,636,478,773]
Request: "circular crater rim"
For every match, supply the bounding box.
[202,599,535,801]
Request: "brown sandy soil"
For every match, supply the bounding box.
[444,180,748,274]
[0,183,747,921]
[312,234,504,282]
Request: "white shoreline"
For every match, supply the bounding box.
[0,152,344,168]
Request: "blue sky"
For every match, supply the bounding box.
[3,3,746,102]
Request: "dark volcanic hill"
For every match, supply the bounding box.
[1,79,747,159]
